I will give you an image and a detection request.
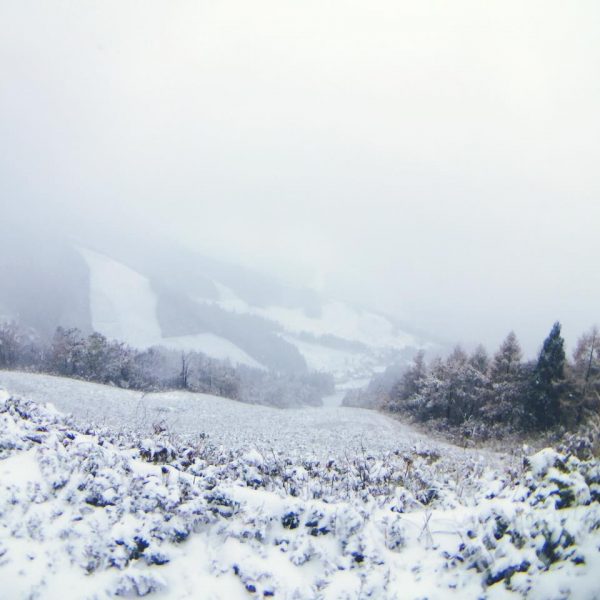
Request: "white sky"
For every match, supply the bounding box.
[1,0,599,354]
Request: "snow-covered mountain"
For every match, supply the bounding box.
[0,232,426,381]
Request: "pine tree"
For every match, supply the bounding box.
[528,322,566,429]
[469,345,490,374]
[490,331,522,380]
[388,350,427,412]
[571,326,600,421]
[482,332,525,427]
[416,348,488,426]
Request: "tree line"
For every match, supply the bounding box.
[0,322,333,407]
[383,322,599,437]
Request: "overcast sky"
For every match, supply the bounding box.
[1,0,599,355]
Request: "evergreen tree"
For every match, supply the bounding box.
[387,350,427,412]
[469,345,490,375]
[482,332,525,427]
[528,322,566,429]
[417,348,488,426]
[570,326,600,421]
[490,331,522,380]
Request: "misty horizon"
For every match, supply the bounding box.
[2,0,599,356]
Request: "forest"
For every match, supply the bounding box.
[351,323,599,442]
[0,321,333,408]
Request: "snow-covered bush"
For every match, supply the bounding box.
[1,393,598,599]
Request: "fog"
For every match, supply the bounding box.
[1,0,599,356]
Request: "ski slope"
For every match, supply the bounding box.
[79,248,264,369]
[80,246,162,348]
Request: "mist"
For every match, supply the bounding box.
[2,0,599,356]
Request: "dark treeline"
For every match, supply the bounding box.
[0,322,333,408]
[380,322,599,438]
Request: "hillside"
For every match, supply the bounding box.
[0,232,426,382]
[0,371,454,460]
[1,372,599,599]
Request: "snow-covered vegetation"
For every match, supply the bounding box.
[0,322,333,408]
[1,376,599,599]
[367,325,600,442]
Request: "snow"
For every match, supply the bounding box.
[262,301,415,349]
[79,248,265,369]
[160,333,265,370]
[527,448,564,478]
[1,373,598,599]
[210,281,416,350]
[78,250,418,379]
[203,280,422,382]
[0,371,440,460]
[281,335,374,381]
[209,281,250,313]
[321,380,368,408]
[80,247,162,348]
[0,449,43,487]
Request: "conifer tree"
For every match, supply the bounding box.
[490,331,522,380]
[481,332,525,427]
[528,322,566,429]
[469,345,490,374]
[571,326,600,421]
[399,350,427,400]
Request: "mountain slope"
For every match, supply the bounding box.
[0,233,426,380]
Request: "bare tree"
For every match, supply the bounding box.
[180,352,191,389]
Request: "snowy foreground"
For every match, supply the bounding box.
[1,374,599,599]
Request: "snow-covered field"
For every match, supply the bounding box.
[0,372,448,461]
[1,372,599,599]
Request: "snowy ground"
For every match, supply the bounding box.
[1,372,599,599]
[0,372,462,462]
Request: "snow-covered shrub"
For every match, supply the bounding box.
[1,393,599,599]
